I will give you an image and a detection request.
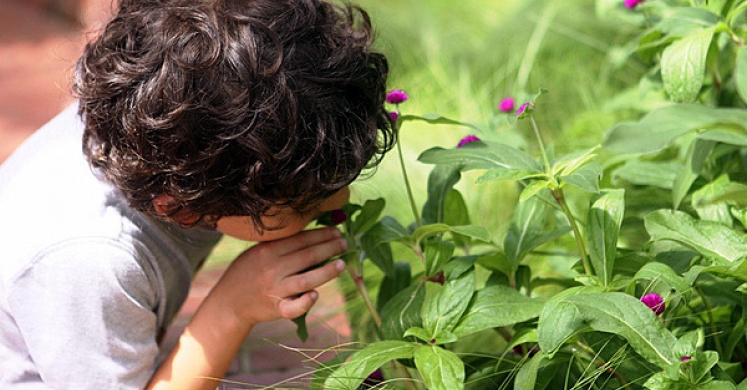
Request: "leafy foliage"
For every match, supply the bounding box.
[302,0,747,388]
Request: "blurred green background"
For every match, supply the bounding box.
[207,0,647,266]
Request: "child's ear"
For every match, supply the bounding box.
[152,194,176,217]
[152,194,201,226]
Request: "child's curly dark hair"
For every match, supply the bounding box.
[73,0,394,228]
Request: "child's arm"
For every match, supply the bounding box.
[146,226,347,390]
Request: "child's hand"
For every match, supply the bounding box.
[206,226,348,328]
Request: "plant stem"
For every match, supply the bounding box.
[694,286,724,357]
[528,116,592,276]
[529,117,552,176]
[551,188,592,276]
[345,265,382,328]
[395,123,423,227]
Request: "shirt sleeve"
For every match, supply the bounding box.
[7,238,161,389]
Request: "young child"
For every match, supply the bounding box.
[0,0,393,388]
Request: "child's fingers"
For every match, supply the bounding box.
[272,227,342,256]
[278,290,319,319]
[289,238,348,274]
[284,259,345,297]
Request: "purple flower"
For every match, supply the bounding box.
[640,293,665,315]
[388,111,399,122]
[624,0,644,8]
[386,89,408,104]
[516,103,533,117]
[499,97,515,112]
[457,135,481,148]
[361,369,384,388]
[330,209,347,225]
[681,356,692,362]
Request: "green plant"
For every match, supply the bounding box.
[296,0,747,389]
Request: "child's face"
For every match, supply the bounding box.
[214,187,350,242]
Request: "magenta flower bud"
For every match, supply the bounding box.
[640,293,665,315]
[457,135,481,148]
[388,111,399,122]
[499,97,515,112]
[330,209,347,225]
[681,356,691,362]
[386,89,408,104]
[516,103,533,118]
[624,0,644,8]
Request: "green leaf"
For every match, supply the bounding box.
[537,300,585,358]
[443,190,472,247]
[324,341,417,390]
[551,146,600,177]
[613,161,679,189]
[422,272,475,339]
[519,180,552,203]
[360,233,395,278]
[364,216,410,244]
[377,262,412,312]
[351,198,386,236]
[588,189,625,286]
[452,285,544,337]
[539,292,680,367]
[655,7,720,37]
[692,175,734,227]
[292,313,309,342]
[736,45,747,105]
[514,351,545,390]
[693,175,747,208]
[696,129,747,146]
[449,225,491,242]
[414,345,465,390]
[661,27,714,103]
[629,262,693,301]
[424,239,455,277]
[604,104,747,154]
[504,196,571,268]
[423,165,463,225]
[381,282,426,340]
[559,162,602,193]
[418,141,543,182]
[400,113,481,132]
[673,138,715,209]
[644,209,747,263]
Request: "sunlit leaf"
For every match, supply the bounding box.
[645,210,747,263]
[604,104,747,154]
[673,138,715,209]
[452,284,544,337]
[588,189,625,286]
[418,141,543,182]
[422,272,475,339]
[414,345,465,390]
[324,341,416,390]
[539,292,680,367]
[661,27,714,103]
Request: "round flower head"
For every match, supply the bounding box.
[386,89,408,104]
[640,292,665,315]
[499,97,515,112]
[330,209,347,225]
[457,135,481,148]
[388,111,399,122]
[624,0,644,8]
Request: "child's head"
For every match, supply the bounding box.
[73,0,394,233]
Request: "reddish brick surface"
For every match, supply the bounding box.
[0,3,351,388]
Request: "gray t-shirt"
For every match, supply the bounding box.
[0,104,222,389]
